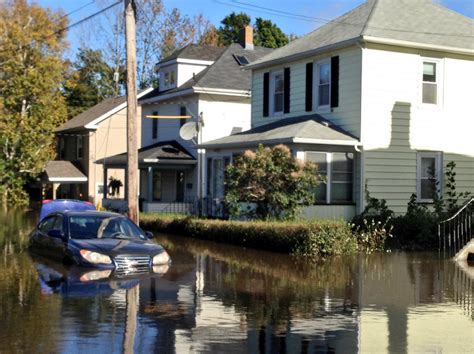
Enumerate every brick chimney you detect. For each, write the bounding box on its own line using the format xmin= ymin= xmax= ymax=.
xmin=239 ymin=25 xmax=254 ymax=50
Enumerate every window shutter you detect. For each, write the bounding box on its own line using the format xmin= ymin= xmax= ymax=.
xmin=331 ymin=56 xmax=339 ymax=108
xmin=305 ymin=62 xmax=313 ymax=112
xmin=263 ymin=72 xmax=269 ymax=117
xmin=180 ymin=106 xmax=186 ymax=127
xmin=152 ymin=111 xmax=158 ymax=139
xmin=284 ymin=67 xmax=290 ymax=114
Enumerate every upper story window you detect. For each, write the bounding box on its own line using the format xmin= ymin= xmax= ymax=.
xmin=315 ymin=60 xmax=331 ymax=108
xmin=422 ymin=61 xmax=438 ymax=105
xmin=161 ymin=68 xmax=177 ymax=90
xmin=152 ymin=111 xmax=158 ymax=139
xmin=76 ymin=136 xmax=83 ymax=160
xmin=58 ymin=137 xmax=65 ymax=159
xmin=271 ymin=70 xmax=284 ymax=115
xmin=417 ymin=152 xmax=442 ymax=202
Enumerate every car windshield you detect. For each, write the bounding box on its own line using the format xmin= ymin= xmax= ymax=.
xmin=68 ymin=215 xmax=146 ymax=240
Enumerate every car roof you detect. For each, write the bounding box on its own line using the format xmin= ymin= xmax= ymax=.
xmin=58 ymin=210 xmax=122 ymax=218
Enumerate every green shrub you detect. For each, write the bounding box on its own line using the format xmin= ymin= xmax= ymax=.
xmin=140 ymin=213 xmax=357 ymax=257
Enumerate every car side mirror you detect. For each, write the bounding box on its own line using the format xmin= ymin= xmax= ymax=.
xmin=47 ymin=229 xmax=65 ymax=239
xmin=145 ymin=231 xmax=154 ymax=239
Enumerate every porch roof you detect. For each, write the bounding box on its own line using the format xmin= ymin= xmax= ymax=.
xmin=96 ymin=141 xmax=196 ymax=168
xmin=199 ymin=114 xmax=360 ymax=149
xmin=44 ymin=161 xmax=88 ymax=183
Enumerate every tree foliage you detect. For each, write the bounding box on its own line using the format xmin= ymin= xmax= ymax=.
xmin=64 ymin=48 xmax=120 ymax=118
xmin=0 ymin=0 xmax=68 ymax=205
xmin=225 ymin=145 xmax=321 ymax=220
xmin=217 ymin=12 xmax=289 ymax=48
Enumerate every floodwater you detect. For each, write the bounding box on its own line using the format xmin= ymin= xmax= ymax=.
xmin=0 ymin=210 xmax=473 ymax=354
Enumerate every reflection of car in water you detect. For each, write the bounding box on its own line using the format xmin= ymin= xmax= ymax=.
xmin=29 ymin=210 xmax=171 ymax=274
xmin=31 ymin=254 xmax=169 ymax=297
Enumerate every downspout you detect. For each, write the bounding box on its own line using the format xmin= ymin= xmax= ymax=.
xmin=357 ymin=40 xmax=366 ymax=214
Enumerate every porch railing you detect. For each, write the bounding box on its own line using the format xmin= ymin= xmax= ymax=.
xmin=438 ymin=197 xmax=474 ymax=255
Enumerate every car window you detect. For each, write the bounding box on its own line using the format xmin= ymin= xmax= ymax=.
xmin=38 ymin=216 xmax=56 ymax=233
xmin=53 ymin=215 xmax=64 ymax=232
xmin=68 ymin=215 xmax=145 ymax=240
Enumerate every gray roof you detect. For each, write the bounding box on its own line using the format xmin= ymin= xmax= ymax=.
xmin=45 ymin=161 xmax=87 ymax=181
xmin=158 ymin=44 xmax=226 ymax=65
xmin=95 ymin=141 xmax=196 ymax=167
xmin=57 ymin=96 xmax=127 ymax=133
xmin=57 ymin=89 xmax=152 ymax=133
xmin=249 ymin=0 xmax=474 ymax=68
xmin=200 ymin=114 xmax=359 ymax=149
xmin=140 ymin=43 xmax=273 ymax=102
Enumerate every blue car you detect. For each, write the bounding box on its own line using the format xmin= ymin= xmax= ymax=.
xmin=39 ymin=199 xmax=96 ymax=221
xmin=29 ymin=210 xmax=171 ymax=273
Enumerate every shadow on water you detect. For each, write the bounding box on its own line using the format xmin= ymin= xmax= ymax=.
xmin=0 ymin=210 xmax=472 ymax=353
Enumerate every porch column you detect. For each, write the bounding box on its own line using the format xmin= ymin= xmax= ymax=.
xmin=52 ymin=183 xmax=59 ymax=200
xmin=103 ymin=166 xmax=108 ymax=200
xmin=147 ymin=167 xmax=153 ymax=202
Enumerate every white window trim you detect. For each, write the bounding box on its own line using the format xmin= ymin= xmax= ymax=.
xmin=269 ymin=70 xmax=284 ymax=117
xmin=421 ymin=57 xmax=443 ymax=108
xmin=313 ymin=59 xmax=331 ymax=111
xmin=416 ymin=152 xmax=443 ymax=203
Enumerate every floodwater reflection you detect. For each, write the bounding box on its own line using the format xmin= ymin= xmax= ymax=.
xmin=0 ymin=210 xmax=472 ymax=353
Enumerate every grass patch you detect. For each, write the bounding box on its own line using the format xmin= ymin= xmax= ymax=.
xmin=140 ymin=213 xmax=357 ymax=257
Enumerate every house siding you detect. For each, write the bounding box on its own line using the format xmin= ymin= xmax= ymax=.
xmin=361 ymin=45 xmax=474 ymax=213
xmin=251 ymin=46 xmax=362 ymax=138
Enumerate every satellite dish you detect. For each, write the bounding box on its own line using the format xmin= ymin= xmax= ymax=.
xmin=179 ymin=122 xmax=197 ymax=141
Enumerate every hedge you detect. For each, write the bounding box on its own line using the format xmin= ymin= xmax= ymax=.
xmin=140 ymin=214 xmax=357 ymax=257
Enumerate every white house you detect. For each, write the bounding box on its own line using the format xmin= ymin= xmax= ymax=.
xmin=202 ymin=0 xmax=474 ymax=219
xmin=101 ymin=27 xmax=273 ymax=213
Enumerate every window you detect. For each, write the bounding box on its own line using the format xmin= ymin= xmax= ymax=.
xmin=272 ymin=71 xmax=284 ymax=114
xmin=58 ymin=137 xmax=65 ymax=159
xmin=305 ymin=151 xmax=354 ymax=204
xmin=331 ymin=153 xmax=353 ymax=203
xmin=170 ymin=70 xmax=176 ymax=85
xmin=315 ymin=60 xmax=331 ymax=108
xmin=164 ymin=72 xmax=170 ymax=86
xmin=422 ymin=61 xmax=438 ymax=104
xmin=76 ymin=136 xmax=83 ymax=160
xmin=38 ymin=216 xmax=56 ymax=233
xmin=152 ymin=111 xmax=158 ymax=139
xmin=417 ymin=152 xmax=442 ymax=202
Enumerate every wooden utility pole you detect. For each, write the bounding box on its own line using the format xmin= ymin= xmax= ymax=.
xmin=124 ymin=0 xmax=138 ymax=223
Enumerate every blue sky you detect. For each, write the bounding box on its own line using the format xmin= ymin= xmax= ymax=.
xmin=37 ymin=0 xmax=474 ymax=56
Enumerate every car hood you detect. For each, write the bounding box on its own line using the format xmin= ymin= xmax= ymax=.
xmin=70 ymin=238 xmax=165 ymax=257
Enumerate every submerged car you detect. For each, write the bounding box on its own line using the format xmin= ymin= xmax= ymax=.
xmin=29 ymin=210 xmax=170 ymax=273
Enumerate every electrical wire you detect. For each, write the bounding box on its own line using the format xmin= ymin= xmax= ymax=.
xmin=59 ymin=0 xmax=97 ymax=20
xmin=214 ymin=0 xmax=474 ymax=39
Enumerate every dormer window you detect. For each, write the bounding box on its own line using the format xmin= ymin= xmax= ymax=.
xmin=161 ymin=68 xmax=177 ymax=90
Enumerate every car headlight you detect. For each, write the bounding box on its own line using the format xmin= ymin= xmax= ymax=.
xmin=80 ymin=250 xmax=112 ymax=264
xmin=153 ymin=251 xmax=170 ymax=265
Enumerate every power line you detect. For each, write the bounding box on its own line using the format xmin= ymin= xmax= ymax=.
xmin=54 ymin=0 xmax=122 ymax=36
xmin=215 ymin=0 xmax=474 ymax=39
xmin=59 ymin=1 xmax=97 ymax=20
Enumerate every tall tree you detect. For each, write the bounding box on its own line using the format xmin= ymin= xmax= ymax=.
xmin=217 ymin=12 xmax=289 ymax=48
xmin=254 ymin=18 xmax=289 ymax=48
xmin=0 ymin=0 xmax=68 ymax=205
xmin=217 ymin=12 xmax=251 ymax=46
xmin=64 ymin=48 xmax=120 ymax=118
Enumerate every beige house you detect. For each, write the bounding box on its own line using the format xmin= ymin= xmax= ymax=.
xmin=46 ymin=89 xmax=152 ymax=204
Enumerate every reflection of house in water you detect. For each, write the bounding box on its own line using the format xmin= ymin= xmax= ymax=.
xmin=358 ymin=253 xmax=473 ymax=353
xmin=137 ymin=238 xmax=473 ymax=353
